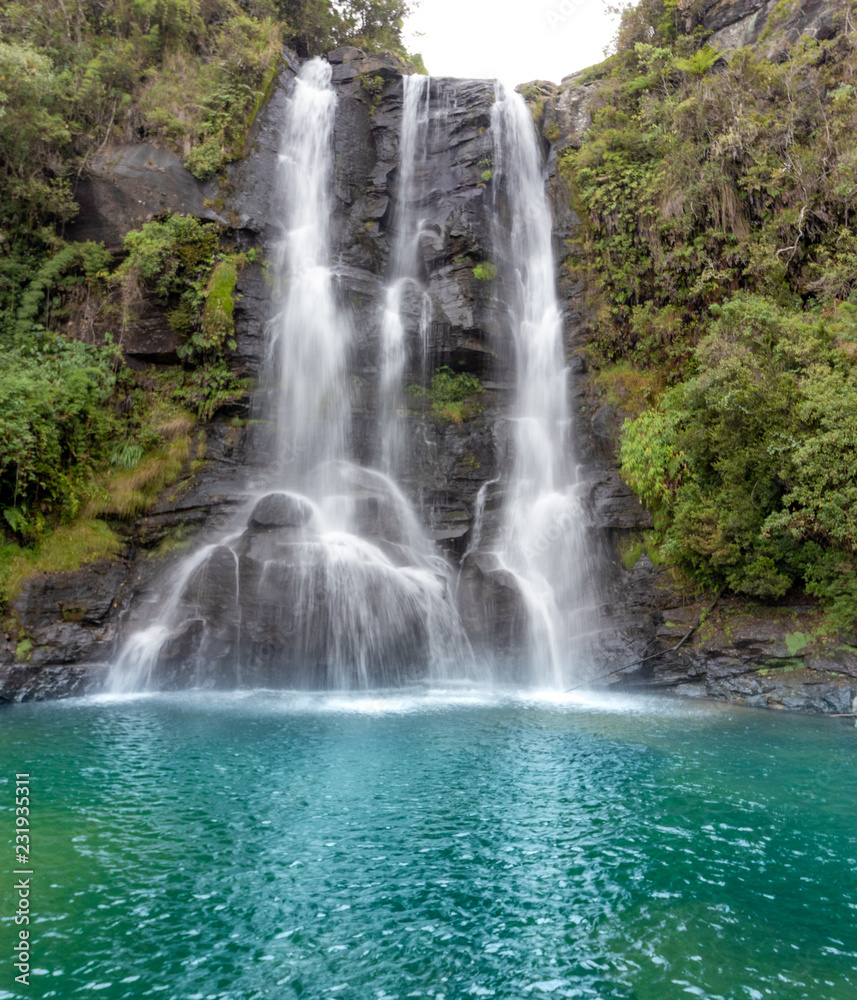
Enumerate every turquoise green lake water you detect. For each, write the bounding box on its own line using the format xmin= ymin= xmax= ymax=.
xmin=1 ymin=688 xmax=855 ymax=1000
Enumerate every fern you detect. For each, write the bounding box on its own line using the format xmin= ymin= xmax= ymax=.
xmin=673 ymin=46 xmax=721 ymax=76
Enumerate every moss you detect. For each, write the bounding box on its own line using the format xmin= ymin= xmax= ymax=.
xmin=544 ymin=120 xmax=561 ymax=144
xmin=472 ymin=261 xmax=498 ymax=281
xmin=236 ymin=54 xmax=284 ymax=157
xmin=407 ymin=367 xmax=485 ymax=425
xmin=0 ymin=520 xmax=122 ymax=608
xmin=756 ymin=658 xmax=805 ymax=676
xmin=359 ymin=73 xmax=386 ymax=114
xmin=594 ymin=362 xmax=663 ymax=417
xmin=618 ymin=530 xmax=669 ymax=570
xmin=785 ymin=631 xmax=812 ymax=655
xmin=202 ymin=254 xmax=239 ymax=350
xmin=150 ymin=523 xmax=194 ymax=559
xmin=619 ymin=537 xmax=644 ymax=570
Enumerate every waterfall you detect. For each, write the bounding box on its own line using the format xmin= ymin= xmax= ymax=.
xmin=378 ymin=74 xmax=432 ymax=476
xmin=107 ymin=60 xmax=474 ymax=693
xmin=489 ymin=85 xmax=600 ymax=687
xmin=269 ymin=58 xmax=351 ymax=484
xmin=106 ymin=59 xmax=602 ymax=695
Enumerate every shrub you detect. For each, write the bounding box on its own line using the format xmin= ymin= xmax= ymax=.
xmin=620 ymin=294 xmax=857 ymax=612
xmin=0 ymin=340 xmax=121 ymax=535
xmin=409 ymin=367 xmax=484 ymax=424
xmin=473 ymin=261 xmax=498 ymax=281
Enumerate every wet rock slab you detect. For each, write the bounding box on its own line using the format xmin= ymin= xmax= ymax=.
xmin=0 ymin=663 xmax=108 ymax=703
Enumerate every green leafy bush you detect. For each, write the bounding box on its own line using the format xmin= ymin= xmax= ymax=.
xmin=673 ymin=45 xmax=721 ymax=76
xmin=13 ymin=242 xmax=113 ymax=341
xmin=409 ymin=367 xmax=484 ymax=424
xmin=620 ymin=295 xmax=857 ymax=611
xmin=0 ymin=41 xmax=76 ymax=227
xmin=115 ymin=214 xmax=247 ymax=359
xmin=473 ymin=261 xmax=498 ymax=281
xmin=561 ymin=2 xmax=857 ymax=366
xmin=566 ymin=0 xmax=857 ymax=624
xmin=0 ymin=340 xmax=122 ymax=535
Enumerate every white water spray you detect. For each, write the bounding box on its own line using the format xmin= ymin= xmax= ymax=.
xmin=269 ymin=58 xmax=350 ymax=483
xmin=490 ymin=84 xmax=599 ymax=687
xmin=108 ymin=61 xmax=475 ymax=692
xmin=378 ymin=75 xmax=432 ymax=475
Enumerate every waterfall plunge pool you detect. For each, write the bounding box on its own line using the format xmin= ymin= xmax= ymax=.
xmin=1 ymin=689 xmax=854 ymax=1000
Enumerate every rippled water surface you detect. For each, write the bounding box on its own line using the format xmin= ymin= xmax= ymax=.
xmin=1 ymin=689 xmax=855 ymax=1000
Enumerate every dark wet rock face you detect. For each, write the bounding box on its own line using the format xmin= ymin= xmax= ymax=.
xmin=68 ymin=144 xmax=226 ymax=251
xmin=9 ymin=561 xmax=129 ymax=668
xmin=247 ymin=493 xmax=315 ymax=530
xmin=0 ymin=663 xmax=109 ymax=704
xmin=140 ymin=490 xmax=455 ymax=691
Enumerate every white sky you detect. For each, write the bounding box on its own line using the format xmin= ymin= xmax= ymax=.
xmin=402 ymin=0 xmax=620 ymax=87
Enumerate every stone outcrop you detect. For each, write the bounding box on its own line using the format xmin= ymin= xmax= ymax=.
xmin=68 ymin=144 xmax=226 ymax=252
xmin=697 ymin=0 xmax=840 ymax=53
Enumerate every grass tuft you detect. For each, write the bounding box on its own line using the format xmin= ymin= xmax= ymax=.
xmin=0 ymin=520 xmax=122 ymax=607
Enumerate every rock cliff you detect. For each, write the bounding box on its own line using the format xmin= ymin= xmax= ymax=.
xmin=3 ymin=30 xmax=856 ymax=715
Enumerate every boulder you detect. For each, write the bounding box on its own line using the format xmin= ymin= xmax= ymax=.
xmin=247 ymin=492 xmax=315 ymax=530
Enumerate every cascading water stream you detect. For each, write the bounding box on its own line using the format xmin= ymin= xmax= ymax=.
xmin=489 ymin=84 xmax=600 ymax=687
xmin=269 ymin=58 xmax=350 ymax=486
xmin=108 ymin=60 xmax=474 ymax=693
xmin=378 ymin=74 xmax=432 ymax=476
xmin=106 ymin=63 xmax=601 ymax=695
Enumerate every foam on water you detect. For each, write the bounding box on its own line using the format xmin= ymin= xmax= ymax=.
xmin=86 ymin=683 xmax=721 ymax=721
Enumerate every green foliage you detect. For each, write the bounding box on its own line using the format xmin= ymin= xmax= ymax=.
xmin=118 ymin=215 xmax=218 ymax=297
xmin=802 ymin=552 xmax=857 ymax=632
xmin=763 ymin=367 xmax=857 ymax=550
xmin=359 ymin=73 xmax=387 ymax=113
xmin=620 ymin=294 xmax=857 ymax=608
xmin=619 ymin=405 xmax=685 ymax=515
xmin=0 ymin=40 xmax=77 ymax=228
xmin=0 ymin=214 xmax=249 ymax=549
xmin=168 ymin=360 xmax=249 ymax=421
xmin=14 ymin=242 xmax=113 ymax=341
xmin=0 ymin=339 xmax=122 ymax=536
xmin=569 ymin=0 xmax=857 ymax=623
xmin=673 ymin=45 xmax=721 ymax=75
xmin=115 ymin=214 xmax=246 ymax=360
xmin=337 ymin=0 xmax=416 ymax=56
xmin=562 ymin=5 xmax=857 ymax=364
xmin=472 ymin=261 xmax=498 ymax=281
xmin=409 ymin=367 xmax=484 ymax=424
